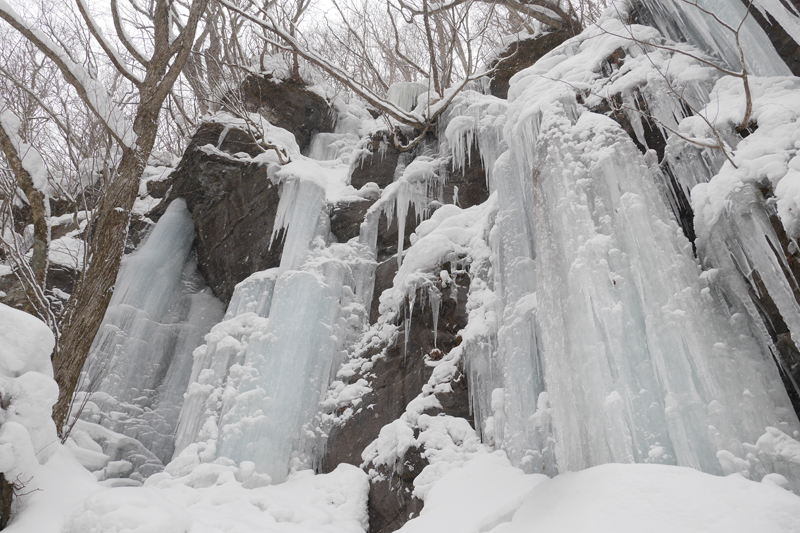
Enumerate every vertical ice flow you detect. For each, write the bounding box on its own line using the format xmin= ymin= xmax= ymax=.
xmin=82 ymin=199 xmax=224 ymax=465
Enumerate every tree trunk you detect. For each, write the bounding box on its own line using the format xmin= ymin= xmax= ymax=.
xmin=0 ymin=124 xmax=49 ymax=316
xmin=51 ymin=114 xmax=159 ymax=435
xmin=0 ymin=474 xmax=12 ymax=530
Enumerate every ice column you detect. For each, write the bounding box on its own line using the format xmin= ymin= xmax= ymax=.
xmin=513 ymin=105 xmax=799 ymax=483
xmin=172 ymin=269 xmax=278 ymax=457
xmin=488 ymin=151 xmax=556 ymax=474
xmin=216 ymin=266 xmax=344 ymax=483
xmin=83 ymin=199 xmax=224 ymax=464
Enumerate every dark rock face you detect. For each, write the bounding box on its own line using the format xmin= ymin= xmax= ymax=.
xmin=368 ymin=444 xmax=427 ymax=533
xmin=443 ymin=142 xmax=490 ymax=210
xmin=489 ymin=31 xmax=572 ymax=99
xmin=350 ymin=132 xmax=403 ymax=190
xmin=749 ymin=0 xmax=800 ymax=77
xmin=165 ymin=122 xmax=284 ymax=303
xmin=330 ymin=198 xmax=374 ymax=244
xmin=370 ymin=257 xmax=399 ymax=324
xmin=323 ymin=266 xmax=472 ymax=533
xmin=237 ymin=75 xmax=335 ymax=152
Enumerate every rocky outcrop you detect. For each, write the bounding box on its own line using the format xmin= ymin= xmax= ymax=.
xmin=489 ymin=31 xmax=572 ymax=99
xmin=322 ymin=265 xmax=472 ymax=533
xmin=163 ymin=122 xmax=284 ymax=303
xmin=153 ymin=77 xmax=336 ymax=303
xmin=237 ymin=75 xmax=335 ymax=152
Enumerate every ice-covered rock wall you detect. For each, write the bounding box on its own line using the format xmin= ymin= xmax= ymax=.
xmin=170 ymin=116 xmax=377 ymax=485
xmin=77 ymin=200 xmax=225 ymax=472
xmin=435 ymin=2 xmax=800 ymax=490
xmin=65 ymin=1 xmax=800 ymax=516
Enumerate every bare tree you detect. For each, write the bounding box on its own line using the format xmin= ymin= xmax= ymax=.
xmin=0 ymin=0 xmax=209 ymax=436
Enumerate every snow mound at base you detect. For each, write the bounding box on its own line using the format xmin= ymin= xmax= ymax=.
xmin=64 ymin=487 xmax=191 ymax=533
xmin=0 ymin=302 xmax=55 ymax=377
xmin=501 ymin=463 xmax=800 ymax=533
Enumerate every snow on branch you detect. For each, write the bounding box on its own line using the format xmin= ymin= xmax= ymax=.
xmin=0 ymin=0 xmax=135 ymax=148
xmin=76 ymin=0 xmax=143 ymax=86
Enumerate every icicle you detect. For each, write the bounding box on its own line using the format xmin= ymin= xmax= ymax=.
xmin=639 ymin=0 xmax=792 ymax=77
xmin=430 ymin=284 xmax=441 ymax=349
xmin=387 ymin=82 xmax=429 ymax=112
xmin=271 ymin=178 xmax=326 ymax=272
xmin=404 ymin=291 xmax=416 ymax=363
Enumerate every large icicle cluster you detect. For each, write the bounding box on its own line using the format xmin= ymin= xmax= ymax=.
xmin=446 ymin=6 xmax=800 ymax=488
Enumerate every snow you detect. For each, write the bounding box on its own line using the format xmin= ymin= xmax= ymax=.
xmin=690 ymin=76 xmax=800 ymax=232
xmin=498 ymin=463 xmax=800 ymax=533
xmin=396 ymin=452 xmax=546 ymax=533
xmin=7 ymin=443 xmax=368 ymax=533
xmin=0 ymin=302 xmax=55 ymax=377
xmin=0 ymin=110 xmax=49 ymax=191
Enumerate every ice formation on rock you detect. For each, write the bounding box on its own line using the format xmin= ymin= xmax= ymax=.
xmin=444 ymin=5 xmax=800 ymax=489
xmin=78 ymin=199 xmax=224 ymax=469
xmin=172 ymin=118 xmax=377 ymax=483
xmin=67 ymin=0 xmax=800 ymax=503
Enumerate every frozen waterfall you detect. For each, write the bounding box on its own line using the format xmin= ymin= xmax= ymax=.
xmin=78 ymin=199 xmax=225 ymax=468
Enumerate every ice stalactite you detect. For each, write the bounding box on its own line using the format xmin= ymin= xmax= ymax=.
xmin=80 ymin=199 xmax=225 ymax=466
xmin=387 ymin=81 xmax=430 ymax=112
xmin=271 ymin=176 xmax=326 ymax=272
xmin=636 ymin=0 xmax=792 ymax=77
xmin=442 ymin=90 xmax=508 ymax=190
